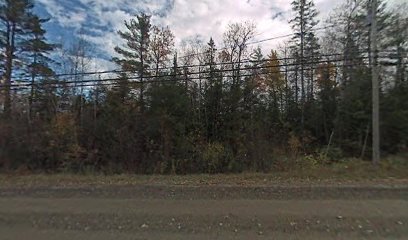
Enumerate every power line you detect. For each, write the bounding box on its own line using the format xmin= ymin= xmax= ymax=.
xmin=9 ymin=57 xmax=382 ymax=89
xmin=13 ymin=48 xmax=390 ymax=81
xmin=12 ymin=60 xmax=405 ymax=93
xmin=177 ymin=24 xmax=338 ymax=60
xmin=6 ymin=52 xmax=402 ymax=90
xmin=10 ymin=62 xmax=374 ymax=92
xmin=8 ymin=57 xmax=372 ymax=88
xmin=246 ymin=24 xmax=337 ymax=45
xmin=14 ymin=56 xmax=403 ymax=91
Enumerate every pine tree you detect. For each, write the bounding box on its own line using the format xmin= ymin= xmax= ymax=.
xmin=289 ymin=0 xmax=320 ymax=91
xmin=289 ymin=0 xmax=320 ymax=129
xmin=112 ymin=13 xmax=152 ymax=170
xmin=356 ymin=0 xmax=390 ymax=66
xmin=265 ymin=50 xmax=285 ymax=111
xmin=381 ymin=4 xmax=408 ymax=153
xmin=203 ymin=37 xmax=222 ymax=142
xmin=244 ymin=47 xmax=265 ymax=147
xmin=146 ymin=52 xmax=191 ymax=174
xmin=113 ymin=13 xmax=151 ymax=111
xmin=21 ymin=15 xmax=56 ymax=120
xmin=326 ymin=0 xmax=364 ymax=86
xmin=315 ymin=63 xmax=338 ymax=143
xmin=0 ymin=0 xmax=34 ymax=117
xmin=385 ymin=7 xmax=408 ymax=85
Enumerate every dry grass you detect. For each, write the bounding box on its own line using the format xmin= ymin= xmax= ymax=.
xmin=0 ymin=157 xmax=407 ymax=188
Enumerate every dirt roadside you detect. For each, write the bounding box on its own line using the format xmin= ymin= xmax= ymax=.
xmin=0 ymin=182 xmax=407 ymax=240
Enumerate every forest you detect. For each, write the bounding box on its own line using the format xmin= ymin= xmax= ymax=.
xmin=0 ymin=0 xmax=407 ymax=174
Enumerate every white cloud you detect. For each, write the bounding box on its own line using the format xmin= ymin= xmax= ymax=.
xmin=38 ymin=0 xmax=405 ymax=70
xmin=39 ymin=0 xmax=294 ymax=59
xmin=37 ymin=0 xmax=87 ymax=28
xmin=157 ymin=0 xmax=294 ymax=54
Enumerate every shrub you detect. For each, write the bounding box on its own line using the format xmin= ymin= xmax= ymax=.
xmin=202 ymin=142 xmax=230 ymax=174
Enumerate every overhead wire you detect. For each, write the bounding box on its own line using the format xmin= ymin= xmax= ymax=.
xmin=177 ymin=24 xmax=338 ymax=60
xmin=9 ymin=24 xmax=353 ymax=81
xmin=11 ymin=48 xmax=395 ymax=82
xmin=9 ymin=56 xmax=398 ymax=92
xmin=9 ymin=62 xmax=385 ymax=92
xmin=7 ymin=56 xmax=373 ymax=89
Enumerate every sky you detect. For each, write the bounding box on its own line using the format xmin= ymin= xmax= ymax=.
xmin=34 ymin=0 xmax=404 ymax=72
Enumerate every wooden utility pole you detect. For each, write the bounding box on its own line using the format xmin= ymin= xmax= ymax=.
xmin=300 ymin=0 xmax=305 ymax=131
xmin=371 ymin=0 xmax=380 ymax=165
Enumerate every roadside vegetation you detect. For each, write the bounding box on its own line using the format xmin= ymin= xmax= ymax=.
xmin=1 ymin=154 xmax=406 ymax=188
xmin=1 ymin=0 xmax=407 ymax=175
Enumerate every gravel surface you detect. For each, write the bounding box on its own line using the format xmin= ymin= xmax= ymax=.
xmin=0 ymin=184 xmax=407 ymax=239
xmin=1 ymin=184 xmax=408 ymax=200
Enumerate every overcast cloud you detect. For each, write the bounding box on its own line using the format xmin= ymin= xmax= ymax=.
xmin=35 ymin=0 xmax=404 ymax=71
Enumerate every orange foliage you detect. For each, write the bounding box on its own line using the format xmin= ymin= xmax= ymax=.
xmin=316 ymin=63 xmax=337 ymax=88
xmin=264 ymin=50 xmax=285 ymax=92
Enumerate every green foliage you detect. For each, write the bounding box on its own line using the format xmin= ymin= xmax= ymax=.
xmin=0 ymin=0 xmax=36 ymax=117
xmin=1 ymin=2 xmax=407 ymax=175
xmin=322 ymin=147 xmax=344 ymax=162
xmin=202 ymin=143 xmax=227 ymax=174
xmin=381 ymin=84 xmax=408 ymax=153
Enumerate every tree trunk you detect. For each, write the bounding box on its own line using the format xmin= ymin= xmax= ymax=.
xmin=29 ymin=54 xmax=38 ymax=123
xmin=3 ymin=23 xmax=15 ymax=118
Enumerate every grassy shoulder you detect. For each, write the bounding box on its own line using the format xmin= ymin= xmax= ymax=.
xmin=0 ymin=156 xmax=407 ymax=188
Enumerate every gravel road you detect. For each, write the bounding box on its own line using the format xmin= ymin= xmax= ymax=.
xmin=0 ymin=184 xmax=407 ymax=239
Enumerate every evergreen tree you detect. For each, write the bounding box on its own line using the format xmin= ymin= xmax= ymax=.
xmin=0 ymin=0 xmax=34 ymax=117
xmin=203 ymin=38 xmax=223 ymax=143
xmin=315 ymin=63 xmax=338 ymax=144
xmin=384 ymin=7 xmax=408 ymax=85
xmin=21 ymin=15 xmax=56 ymax=120
xmin=381 ymin=4 xmax=408 ymax=153
xmin=265 ymin=50 xmax=285 ymax=112
xmin=355 ymin=0 xmax=390 ymax=66
xmin=326 ymin=0 xmax=363 ymax=86
xmin=146 ymin=52 xmax=191 ymax=173
xmin=113 ymin=13 xmax=152 ymax=110
xmin=289 ymin=0 xmax=320 ymax=129
xmin=324 ymin=1 xmax=372 ymax=157
xmin=112 ymin=13 xmax=152 ymax=170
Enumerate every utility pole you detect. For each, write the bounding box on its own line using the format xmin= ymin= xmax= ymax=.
xmin=300 ymin=0 xmax=305 ymax=131
xmin=371 ymin=0 xmax=380 ymax=165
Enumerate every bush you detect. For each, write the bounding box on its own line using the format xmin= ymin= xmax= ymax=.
xmin=46 ymin=113 xmax=85 ymax=172
xmin=380 ymin=154 xmax=408 ymax=170
xmin=202 ymin=142 xmax=232 ymax=174
xmin=203 ymin=142 xmax=224 ymax=173
xmin=326 ymin=147 xmax=344 ymax=162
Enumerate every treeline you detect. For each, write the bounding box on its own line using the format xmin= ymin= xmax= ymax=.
xmin=0 ymin=0 xmax=407 ymax=174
